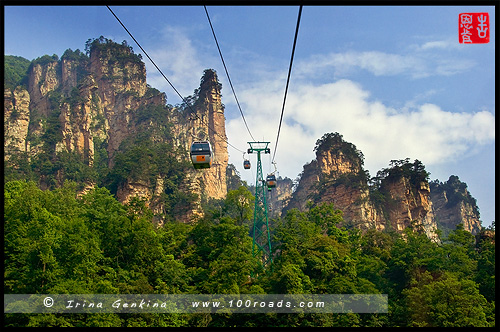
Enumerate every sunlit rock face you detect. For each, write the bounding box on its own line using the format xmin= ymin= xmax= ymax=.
xmin=4 ymin=42 xmax=229 ymax=224
xmin=283 ymin=133 xmax=481 ymax=240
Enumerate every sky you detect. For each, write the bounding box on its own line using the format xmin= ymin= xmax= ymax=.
xmin=4 ymin=5 xmax=495 ymax=228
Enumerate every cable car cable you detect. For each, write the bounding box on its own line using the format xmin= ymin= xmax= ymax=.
xmin=204 ymin=6 xmax=256 ymax=142
xmin=272 ymin=5 xmax=302 ymax=164
xmin=106 ymin=6 xmax=246 ymax=154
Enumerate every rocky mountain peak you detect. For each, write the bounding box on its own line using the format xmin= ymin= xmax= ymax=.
xmin=283 ymin=133 xmax=482 ymax=240
xmin=4 ymin=38 xmax=229 ymax=224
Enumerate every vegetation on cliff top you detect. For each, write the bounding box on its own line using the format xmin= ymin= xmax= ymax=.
xmin=4 ymin=55 xmax=31 ymax=90
xmin=430 ymin=175 xmax=480 ymax=216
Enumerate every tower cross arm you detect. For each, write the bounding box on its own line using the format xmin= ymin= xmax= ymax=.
xmin=247 ymin=141 xmax=271 ymax=154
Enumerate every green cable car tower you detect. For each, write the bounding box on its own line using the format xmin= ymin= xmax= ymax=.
xmin=247 ymin=142 xmax=273 ymax=271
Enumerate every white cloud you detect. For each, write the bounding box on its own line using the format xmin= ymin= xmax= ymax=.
xmin=434 ymin=57 xmax=476 ymax=76
xmin=227 ymin=77 xmax=495 ymax=185
xmin=295 ymin=46 xmax=475 ymax=80
xmin=145 ymin=25 xmax=213 ymax=104
xmin=416 ymin=39 xmax=462 ymax=51
xmin=297 ymin=51 xmax=422 ymax=78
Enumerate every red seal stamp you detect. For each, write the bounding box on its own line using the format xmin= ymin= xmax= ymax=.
xmin=459 ymin=13 xmax=490 ymax=44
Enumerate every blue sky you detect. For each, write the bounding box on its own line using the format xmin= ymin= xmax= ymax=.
xmin=4 ymin=5 xmax=495 ymax=228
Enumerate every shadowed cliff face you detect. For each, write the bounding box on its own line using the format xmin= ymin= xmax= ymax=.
xmin=4 ymin=40 xmax=229 ymax=224
xmin=283 ymin=133 xmax=482 ymax=240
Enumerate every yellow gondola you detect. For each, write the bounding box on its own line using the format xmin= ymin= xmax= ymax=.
xmin=190 ymin=141 xmax=212 ymax=169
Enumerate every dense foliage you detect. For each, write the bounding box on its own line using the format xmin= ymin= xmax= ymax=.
xmin=4 ymin=180 xmax=495 ymax=327
xmin=85 ymin=36 xmax=142 ymax=63
xmin=4 ymin=55 xmax=31 ymax=90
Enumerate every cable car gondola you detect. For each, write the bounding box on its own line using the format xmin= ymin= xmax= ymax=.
xmin=244 ymin=159 xmax=251 ymax=169
xmin=190 ymin=141 xmax=212 ymax=169
xmin=266 ymin=174 xmax=276 ymax=189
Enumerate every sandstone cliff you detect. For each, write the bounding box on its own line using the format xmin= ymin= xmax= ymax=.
xmin=283 ymin=132 xmax=482 ymax=239
xmin=377 ymin=169 xmax=438 ymax=241
xmin=4 ymin=38 xmax=229 ymax=223
xmin=4 ymin=87 xmax=31 ymax=158
xmin=169 ymin=69 xmax=228 ymax=201
xmin=267 ymin=176 xmax=294 ymax=218
xmin=430 ymin=175 xmax=482 ymax=238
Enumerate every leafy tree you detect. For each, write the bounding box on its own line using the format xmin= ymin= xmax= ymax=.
xmin=307 ymin=202 xmax=344 ymax=237
xmin=53 ymin=150 xmax=99 ymax=186
xmin=375 ymin=159 xmax=431 ymax=199
xmin=475 ymin=229 xmax=495 ymax=303
xmin=4 ymin=181 xmax=65 ymax=293
xmin=270 ymin=203 xmax=365 ymax=297
xmin=224 ymin=185 xmax=254 ymax=226
xmin=387 ymin=227 xmax=445 ymax=289
xmin=85 ymin=36 xmax=142 ymax=65
xmin=403 ymin=271 xmax=489 ymax=327
xmin=184 ymin=217 xmax=260 ymax=294
xmin=441 ymin=223 xmax=477 ymax=279
xmin=357 ymin=229 xmax=396 ymax=293
xmin=269 ymin=263 xmax=313 ymax=294
xmin=61 ymin=48 xmax=88 ymax=62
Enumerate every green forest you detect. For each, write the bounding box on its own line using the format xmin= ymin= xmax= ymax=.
xmin=4 ymin=179 xmax=495 ymax=327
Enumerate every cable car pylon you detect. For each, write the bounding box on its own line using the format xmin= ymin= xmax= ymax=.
xmin=247 ymin=142 xmax=273 ymax=274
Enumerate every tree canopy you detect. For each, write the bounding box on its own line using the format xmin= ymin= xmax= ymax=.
xmin=4 ymin=55 xmax=31 ymax=90
xmin=4 ymin=180 xmax=495 ymax=327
